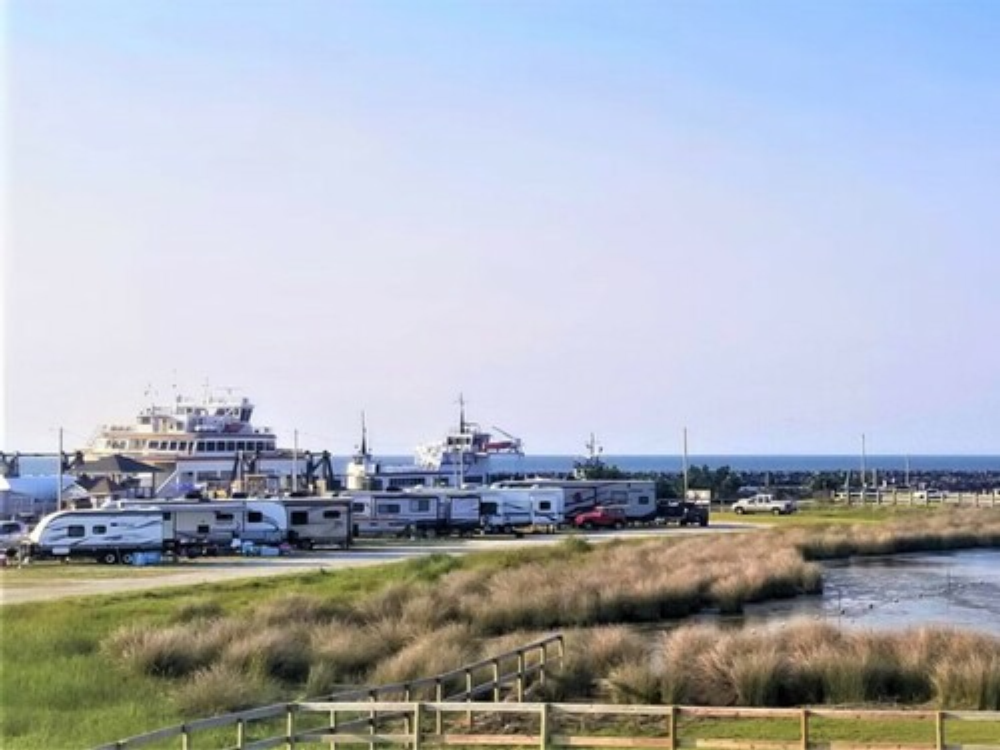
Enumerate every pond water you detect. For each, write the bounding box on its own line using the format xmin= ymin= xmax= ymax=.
xmin=736 ymin=548 xmax=1000 ymax=636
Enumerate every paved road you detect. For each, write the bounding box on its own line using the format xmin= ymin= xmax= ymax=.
xmin=0 ymin=525 xmax=750 ymax=605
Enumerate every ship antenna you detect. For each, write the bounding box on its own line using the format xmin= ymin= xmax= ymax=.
xmin=360 ymin=411 xmax=369 ymax=456
xmin=458 ymin=393 xmax=466 ymax=433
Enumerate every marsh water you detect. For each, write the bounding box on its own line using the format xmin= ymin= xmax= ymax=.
xmin=733 ymin=548 xmax=1000 ymax=636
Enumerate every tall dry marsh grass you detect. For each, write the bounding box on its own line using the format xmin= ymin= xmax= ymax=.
xmin=585 ymin=620 xmax=1000 ymax=709
xmin=102 ymin=511 xmax=1000 ymax=716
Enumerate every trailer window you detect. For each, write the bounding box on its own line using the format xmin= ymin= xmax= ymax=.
xmin=247 ymin=511 xmax=263 ymax=523
xmin=290 ymin=511 xmax=309 ymax=525
xmin=322 ymin=510 xmax=341 ymax=519
xmin=481 ymin=501 xmax=498 ymax=514
xmin=197 ymin=524 xmax=210 ymax=534
xmin=92 ymin=525 xmax=107 ymax=535
xmin=162 ymin=512 xmax=172 ymax=520
xmin=216 ymin=513 xmax=235 ymax=522
xmin=413 ymin=499 xmax=431 ymax=512
xmin=377 ymin=503 xmax=401 ymax=515
xmin=538 ymin=501 xmax=551 ymax=511
xmin=351 ymin=503 xmax=365 ymax=513
xmin=638 ymin=496 xmax=651 ymax=506
xmin=68 ymin=525 xmax=85 ymax=537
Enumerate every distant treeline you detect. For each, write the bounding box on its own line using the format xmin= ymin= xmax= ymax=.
xmin=492 ymin=464 xmax=1000 ymax=500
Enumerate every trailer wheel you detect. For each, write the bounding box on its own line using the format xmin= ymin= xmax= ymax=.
xmin=99 ymin=551 xmax=119 ymax=565
xmin=120 ymin=552 xmax=135 ymax=565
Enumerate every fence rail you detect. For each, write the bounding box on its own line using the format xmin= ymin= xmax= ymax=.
xmin=95 ymin=634 xmax=565 ymax=750
xmin=95 ymin=633 xmax=1000 ymax=750
xmin=108 ymin=701 xmax=1000 ymax=750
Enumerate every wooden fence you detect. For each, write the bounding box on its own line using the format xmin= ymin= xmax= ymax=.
xmin=98 ymin=700 xmax=1000 ymax=750
xmin=830 ymin=491 xmax=1000 ymax=507
xmin=95 ymin=634 xmax=565 ymax=750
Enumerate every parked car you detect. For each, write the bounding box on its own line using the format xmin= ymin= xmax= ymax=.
xmin=731 ymin=494 xmax=797 ymax=516
xmin=573 ymin=505 xmax=627 ymax=530
xmin=655 ymin=501 xmax=710 ymax=527
xmin=0 ymin=520 xmax=29 ymax=554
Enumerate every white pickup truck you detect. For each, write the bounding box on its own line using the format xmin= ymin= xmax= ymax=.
xmin=731 ymin=494 xmax=797 ymax=516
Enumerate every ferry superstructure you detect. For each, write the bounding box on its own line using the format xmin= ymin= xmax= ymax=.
xmin=346 ymin=398 xmax=523 ymax=491
xmin=87 ymin=392 xmax=278 ymax=460
xmin=84 ymin=391 xmax=311 ymax=497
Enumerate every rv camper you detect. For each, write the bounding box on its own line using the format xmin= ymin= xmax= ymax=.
xmin=494 ymin=479 xmax=655 ymax=523
xmin=22 ymin=508 xmax=167 ymax=564
xmin=280 ymin=497 xmax=352 ymax=549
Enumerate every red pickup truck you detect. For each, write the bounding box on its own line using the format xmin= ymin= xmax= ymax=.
xmin=573 ymin=505 xmax=627 ymax=530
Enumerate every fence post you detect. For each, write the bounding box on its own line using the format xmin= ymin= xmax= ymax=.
xmin=667 ymin=706 xmax=677 ymax=750
xmin=329 ymin=704 xmax=338 ymax=750
xmin=517 ymin=650 xmax=526 ymax=702
xmin=181 ymin=724 xmax=190 ymax=750
xmin=800 ymin=708 xmax=809 ymax=750
xmin=369 ymin=689 xmax=377 ymax=750
xmin=465 ymin=668 xmax=473 ymax=729
xmin=492 ymin=659 xmax=501 ymax=702
xmin=936 ymin=711 xmax=945 ymax=750
xmin=413 ymin=702 xmax=423 ymax=750
xmin=539 ymin=643 xmax=548 ymax=688
xmin=286 ymin=703 xmax=296 ymax=750
xmin=236 ymin=717 xmax=246 ymax=750
xmin=435 ymin=678 xmax=443 ymax=735
xmin=539 ymin=702 xmax=549 ymax=750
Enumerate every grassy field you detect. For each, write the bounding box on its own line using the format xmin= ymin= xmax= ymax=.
xmin=3 ymin=506 xmax=1000 ymax=749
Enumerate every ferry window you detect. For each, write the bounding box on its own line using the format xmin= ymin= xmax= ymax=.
xmin=226 ymin=441 xmax=236 ymax=452
xmin=216 ymin=513 xmax=235 ymax=522
xmin=248 ymin=511 xmax=263 ymax=523
xmin=236 ymin=442 xmax=246 ymax=452
xmin=148 ymin=441 xmax=159 ymax=450
xmin=93 ymin=525 xmax=107 ymax=535
xmin=322 ymin=510 xmax=341 ymax=519
xmin=290 ymin=511 xmax=309 ymax=525
xmin=179 ymin=442 xmax=189 ymax=453
xmin=377 ymin=503 xmax=401 ymax=515
xmin=195 ymin=442 xmax=205 ymax=453
xmin=351 ymin=503 xmax=365 ymax=513
xmin=168 ymin=441 xmax=178 ymax=451
xmin=638 ymin=496 xmax=650 ymax=506
xmin=197 ymin=524 xmax=210 ymax=534
xmin=68 ymin=525 xmax=85 ymax=537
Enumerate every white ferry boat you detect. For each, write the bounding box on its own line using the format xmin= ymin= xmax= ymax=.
xmin=345 ymin=398 xmax=524 ymax=491
xmin=84 ymin=391 xmax=312 ymax=497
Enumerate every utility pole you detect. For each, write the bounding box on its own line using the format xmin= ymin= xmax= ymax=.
xmin=682 ymin=427 xmax=689 ymax=500
xmin=291 ymin=429 xmax=299 ymax=494
xmin=57 ymin=427 xmax=64 ymax=512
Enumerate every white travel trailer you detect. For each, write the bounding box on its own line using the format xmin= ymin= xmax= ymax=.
xmin=280 ymin=497 xmax=352 ymax=549
xmin=479 ymin=487 xmax=564 ymax=533
xmin=347 ymin=491 xmax=449 ymax=538
xmin=113 ymin=499 xmax=287 ymax=549
xmin=22 ymin=508 xmax=166 ymax=564
xmin=346 ymin=489 xmax=480 ymax=538
xmin=494 ymin=479 xmax=655 ymax=523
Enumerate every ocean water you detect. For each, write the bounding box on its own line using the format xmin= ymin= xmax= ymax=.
xmin=9 ymin=453 xmax=1000 ymax=477
xmin=356 ymin=454 xmax=1000 ymax=475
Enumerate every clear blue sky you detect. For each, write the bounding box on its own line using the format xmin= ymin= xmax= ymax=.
xmin=3 ymin=0 xmax=999 ymax=455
